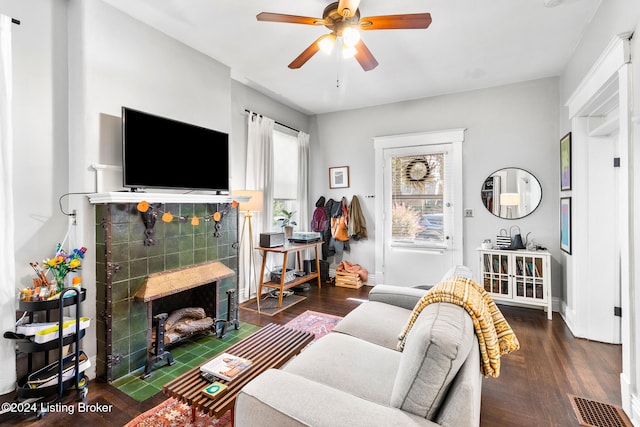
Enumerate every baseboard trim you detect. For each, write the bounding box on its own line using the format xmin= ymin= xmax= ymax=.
xmin=629 ymin=388 xmax=640 ymax=427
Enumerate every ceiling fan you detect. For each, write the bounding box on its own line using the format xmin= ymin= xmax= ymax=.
xmin=256 ymin=0 xmax=432 ymax=71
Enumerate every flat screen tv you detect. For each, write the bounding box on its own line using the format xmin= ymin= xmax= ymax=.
xmin=122 ymin=107 xmax=229 ymax=192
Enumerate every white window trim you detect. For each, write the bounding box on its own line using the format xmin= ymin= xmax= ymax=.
xmin=373 ymin=129 xmax=466 ymax=285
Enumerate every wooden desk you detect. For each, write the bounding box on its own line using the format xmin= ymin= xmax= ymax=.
xmin=163 ymin=323 xmax=314 ymax=423
xmin=257 ymin=241 xmax=322 ymax=310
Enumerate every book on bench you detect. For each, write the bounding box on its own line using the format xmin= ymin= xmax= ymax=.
xmin=200 ymin=352 xmax=252 ymax=381
xmin=202 ymin=381 xmax=228 ymax=399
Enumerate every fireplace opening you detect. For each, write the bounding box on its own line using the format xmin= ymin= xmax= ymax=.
xmin=135 ymin=261 xmax=240 ymax=379
xmin=151 ymin=285 xmax=217 ymax=341
xmin=141 ymin=284 xmax=217 ymax=379
xmin=141 ymin=285 xmax=240 ymax=379
xmin=131 ymin=262 xmax=239 ymax=379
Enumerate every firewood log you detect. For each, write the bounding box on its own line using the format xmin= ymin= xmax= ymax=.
xmin=164 ymin=307 xmax=206 ymax=330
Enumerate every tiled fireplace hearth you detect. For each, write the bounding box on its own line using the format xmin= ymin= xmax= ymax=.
xmin=93 ymin=197 xmax=239 ymax=382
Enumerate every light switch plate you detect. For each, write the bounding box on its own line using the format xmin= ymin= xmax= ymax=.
xmin=464 ymin=209 xmax=474 ymax=217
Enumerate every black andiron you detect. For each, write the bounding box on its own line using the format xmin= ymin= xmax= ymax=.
xmin=141 ymin=313 xmax=175 ymax=379
xmin=214 ymin=289 xmax=240 ymax=338
xmin=141 ymin=289 xmax=240 ymax=379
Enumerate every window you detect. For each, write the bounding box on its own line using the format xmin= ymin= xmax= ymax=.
xmin=272 ymin=128 xmax=299 ymax=230
xmin=391 ymin=152 xmax=446 ymax=246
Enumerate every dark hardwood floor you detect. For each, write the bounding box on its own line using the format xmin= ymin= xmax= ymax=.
xmin=0 ymin=283 xmax=622 ymax=426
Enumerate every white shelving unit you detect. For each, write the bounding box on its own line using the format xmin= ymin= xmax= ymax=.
xmin=477 ymin=248 xmax=552 ymax=319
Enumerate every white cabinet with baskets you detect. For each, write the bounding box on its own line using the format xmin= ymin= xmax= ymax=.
xmin=477 ymin=248 xmax=552 ymax=319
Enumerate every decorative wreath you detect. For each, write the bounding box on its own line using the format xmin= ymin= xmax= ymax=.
xmin=404 ymin=158 xmax=431 ymax=182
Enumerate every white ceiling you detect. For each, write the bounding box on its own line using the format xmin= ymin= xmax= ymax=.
xmin=102 ymin=0 xmax=601 ymax=115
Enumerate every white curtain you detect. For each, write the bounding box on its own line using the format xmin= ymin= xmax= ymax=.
xmin=297 ymin=131 xmax=310 ymax=230
xmin=0 ymin=14 xmax=16 ymax=393
xmin=242 ymin=112 xmax=274 ymax=298
xmin=246 ymin=112 xmax=275 ymax=230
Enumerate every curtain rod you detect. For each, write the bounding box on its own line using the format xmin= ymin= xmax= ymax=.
xmin=244 ymin=109 xmax=300 ymax=133
xmin=11 ymin=18 xmax=20 ymax=25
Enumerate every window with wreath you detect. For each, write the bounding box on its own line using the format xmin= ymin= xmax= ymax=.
xmin=391 ymin=152 xmax=446 ymax=246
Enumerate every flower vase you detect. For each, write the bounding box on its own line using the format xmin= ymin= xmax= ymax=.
xmin=55 ymin=276 xmax=66 ymax=292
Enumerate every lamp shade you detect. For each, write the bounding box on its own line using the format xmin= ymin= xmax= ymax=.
xmin=232 ymin=190 xmax=263 ymax=213
xmin=500 ymin=192 xmax=521 ymax=206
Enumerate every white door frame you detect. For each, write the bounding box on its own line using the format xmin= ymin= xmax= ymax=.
xmin=565 ymin=32 xmax=634 ymax=419
xmin=373 ymin=129 xmax=465 ymax=286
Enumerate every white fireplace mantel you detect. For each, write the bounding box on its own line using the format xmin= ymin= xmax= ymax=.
xmin=87 ymin=192 xmax=250 ymax=205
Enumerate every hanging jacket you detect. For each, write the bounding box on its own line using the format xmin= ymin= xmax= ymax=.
xmin=323 ymin=199 xmax=336 ymax=259
xmin=347 ymin=195 xmax=367 ymax=240
xmin=331 ymin=197 xmax=350 ymax=242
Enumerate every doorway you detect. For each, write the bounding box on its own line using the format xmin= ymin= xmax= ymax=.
xmin=565 ymin=32 xmax=632 ymax=416
xmin=373 ymin=129 xmax=465 ymax=286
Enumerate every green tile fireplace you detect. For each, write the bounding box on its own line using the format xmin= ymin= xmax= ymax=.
xmin=94 ymin=201 xmax=239 ymax=383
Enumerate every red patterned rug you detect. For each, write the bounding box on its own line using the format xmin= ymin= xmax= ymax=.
xmin=125 ymin=396 xmax=232 ymax=427
xmin=284 ymin=310 xmax=343 ymax=340
xmin=125 ymin=310 xmax=342 ymax=426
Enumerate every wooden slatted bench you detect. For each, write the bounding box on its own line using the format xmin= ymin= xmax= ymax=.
xmin=163 ymin=323 xmax=314 ymax=423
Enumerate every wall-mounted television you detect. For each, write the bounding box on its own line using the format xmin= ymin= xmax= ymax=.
xmin=122 ymin=107 xmax=229 ymax=192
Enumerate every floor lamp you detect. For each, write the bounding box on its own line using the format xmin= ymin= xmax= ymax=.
xmin=500 ymin=192 xmax=520 ymax=219
xmin=232 ymin=190 xmax=263 ymax=300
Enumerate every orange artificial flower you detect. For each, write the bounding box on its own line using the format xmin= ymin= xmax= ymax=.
xmin=137 ymin=201 xmax=149 ymax=212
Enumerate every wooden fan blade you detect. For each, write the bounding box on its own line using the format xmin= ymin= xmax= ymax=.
xmin=360 ymin=13 xmax=432 ymax=30
xmin=354 ymin=39 xmax=378 ymax=71
xmin=257 ymin=12 xmax=324 ymax=26
xmin=338 ymin=0 xmax=361 ymax=18
xmin=288 ymin=36 xmax=326 ymax=69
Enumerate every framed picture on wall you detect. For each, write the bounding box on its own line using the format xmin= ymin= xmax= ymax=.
xmin=329 ymin=166 xmax=350 ymax=189
xmin=560 ymin=132 xmax=572 ymax=191
xmin=560 ymin=197 xmax=572 ymax=254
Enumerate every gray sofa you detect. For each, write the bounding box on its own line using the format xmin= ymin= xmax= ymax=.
xmin=235 ymin=266 xmax=482 ymax=427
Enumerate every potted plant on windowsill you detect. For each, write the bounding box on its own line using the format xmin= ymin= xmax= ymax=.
xmin=276 ymin=210 xmax=297 ymax=238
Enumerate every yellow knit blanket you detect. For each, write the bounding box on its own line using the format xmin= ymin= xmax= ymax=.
xmin=397 ymin=276 xmax=520 ymax=378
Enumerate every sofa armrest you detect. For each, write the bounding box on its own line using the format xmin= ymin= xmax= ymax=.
xmin=368 ymin=285 xmax=429 ymax=310
xmin=236 ymin=369 xmax=440 ymax=427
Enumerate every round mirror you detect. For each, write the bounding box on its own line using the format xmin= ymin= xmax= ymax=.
xmin=481 ymin=168 xmax=542 ymax=219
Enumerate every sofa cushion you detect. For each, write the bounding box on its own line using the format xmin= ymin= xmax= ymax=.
xmin=236 ymin=369 xmax=441 ymax=427
xmin=284 ymin=332 xmax=401 ymax=405
xmin=332 ymin=301 xmax=411 ymax=350
xmin=398 ymin=276 xmax=520 ymax=377
xmin=391 ymin=303 xmax=474 ymax=420
xmin=368 ymin=285 xmax=430 ymax=310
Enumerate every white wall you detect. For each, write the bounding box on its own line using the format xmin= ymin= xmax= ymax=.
xmin=311 ymin=77 xmax=561 ymax=296
xmin=0 ymin=0 xmax=69 ymax=296
xmin=0 ymin=0 xmax=69 ymax=393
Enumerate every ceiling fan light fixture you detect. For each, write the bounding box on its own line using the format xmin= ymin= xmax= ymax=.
xmin=342 ymin=45 xmax=357 ymax=59
xmin=318 ymin=34 xmax=336 ymax=55
xmin=342 ymin=26 xmax=361 ymax=47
